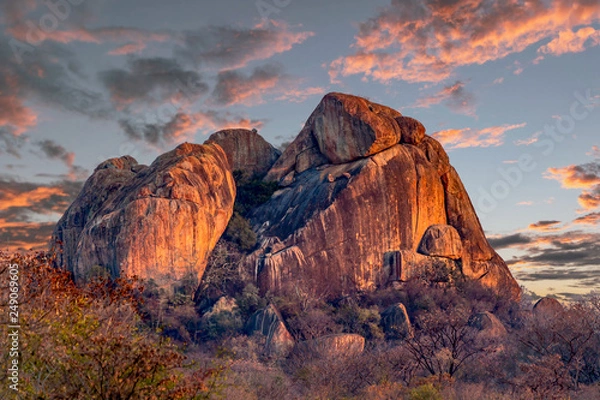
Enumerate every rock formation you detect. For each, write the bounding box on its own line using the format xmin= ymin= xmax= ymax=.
xmin=249 ymin=92 xmax=520 ymax=299
xmin=533 ymin=297 xmax=564 ymax=318
xmin=52 ymin=143 xmax=236 ymax=292
xmin=206 ymin=128 xmax=281 ymax=177
xmin=381 ymin=303 xmax=413 ymax=340
xmin=469 ymin=311 xmax=507 ymax=338
xmin=246 ymin=304 xmax=295 ymax=357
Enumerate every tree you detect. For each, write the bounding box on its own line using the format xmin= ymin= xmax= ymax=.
xmin=0 ymin=251 xmax=226 ymax=399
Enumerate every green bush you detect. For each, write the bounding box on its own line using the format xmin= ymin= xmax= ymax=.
xmin=223 ymin=212 xmax=257 ymax=251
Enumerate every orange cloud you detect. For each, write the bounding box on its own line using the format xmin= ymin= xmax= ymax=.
xmin=0 ymin=92 xmax=37 ymax=136
xmin=545 ymin=165 xmax=600 ymax=189
xmin=0 ymin=186 xmax=67 ymax=211
xmin=432 ymin=123 xmax=526 ymax=150
xmin=573 ymin=212 xmax=600 ymax=226
xmin=107 ymin=42 xmax=147 ymax=56
xmin=538 ymin=27 xmax=600 ymax=56
xmin=545 ymin=160 xmax=600 ymax=210
xmin=528 ymin=220 xmax=563 ymax=232
xmin=330 ymin=0 xmax=600 ymax=83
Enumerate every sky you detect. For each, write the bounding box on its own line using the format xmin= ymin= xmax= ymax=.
xmin=0 ymin=0 xmax=599 ymax=300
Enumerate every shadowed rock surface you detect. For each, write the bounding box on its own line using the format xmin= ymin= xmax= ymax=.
xmin=249 ymin=93 xmax=520 ymax=298
xmin=52 ymin=143 xmax=236 ymax=292
xmin=247 ymin=304 xmax=294 ymax=358
xmin=206 ymin=128 xmax=281 ymax=177
xmin=381 ymin=303 xmax=413 ymax=340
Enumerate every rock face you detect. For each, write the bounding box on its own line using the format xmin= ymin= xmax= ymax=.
xmin=381 ymin=303 xmax=413 ymax=340
xmin=206 ymin=128 xmax=281 ymax=177
xmin=246 ymin=304 xmax=295 ymax=357
xmin=52 ymin=143 xmax=236 ymax=291
xmin=250 ymin=93 xmax=520 ymax=298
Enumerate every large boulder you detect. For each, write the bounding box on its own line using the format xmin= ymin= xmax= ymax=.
xmin=52 ymin=142 xmax=236 ymax=292
xmin=249 ymin=93 xmax=520 ymax=299
xmin=206 ymin=128 xmax=281 ymax=177
xmin=381 ymin=303 xmax=413 ymax=340
xmin=246 ymin=304 xmax=295 ymax=358
xmin=396 ymin=116 xmax=426 ymax=145
xmin=469 ymin=311 xmax=507 ymax=338
xmin=265 ymin=92 xmax=402 ymax=181
xmin=417 ymin=225 xmax=463 ymax=260
xmin=533 ymin=297 xmax=564 ymax=318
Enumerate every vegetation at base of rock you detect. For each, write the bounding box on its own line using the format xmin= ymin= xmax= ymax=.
xmin=4 ymin=249 xmax=599 ymax=399
xmin=0 ymin=251 xmax=228 ymax=399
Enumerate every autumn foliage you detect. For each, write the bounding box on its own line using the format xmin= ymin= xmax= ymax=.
xmin=0 ymin=251 xmax=226 ymax=400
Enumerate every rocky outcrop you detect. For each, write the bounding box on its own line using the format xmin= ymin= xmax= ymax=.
xmin=381 ymin=303 xmax=413 ymax=340
xmin=250 ymin=93 xmax=520 ymax=298
xmin=246 ymin=304 xmax=295 ymax=358
xmin=52 ymin=143 xmax=236 ymax=292
xmin=206 ymin=128 xmax=281 ymax=177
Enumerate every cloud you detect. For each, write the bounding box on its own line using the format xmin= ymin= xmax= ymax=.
xmin=0 ymin=36 xmax=110 ymax=139
xmin=35 ymin=140 xmax=75 ymax=168
xmin=587 ymin=145 xmax=600 ymax=159
xmin=0 ymin=176 xmax=83 ymax=251
xmin=412 ymin=80 xmax=476 ymax=116
xmin=275 ymin=86 xmax=327 ymax=103
xmin=491 ymin=225 xmax=600 ymax=292
xmin=432 ymin=123 xmax=527 ymax=150
xmin=545 ymin=159 xmax=600 ymax=210
xmin=99 ymin=57 xmax=209 ymax=109
xmin=489 ymin=233 xmax=533 ymax=250
xmin=329 ymin=0 xmax=600 ymax=83
xmin=211 ymin=63 xmax=286 ymax=106
xmin=0 ymin=91 xmax=37 ymax=136
xmin=33 ymin=139 xmax=87 ymax=180
xmin=538 ymin=26 xmax=600 ymax=57
xmin=175 ymin=21 xmax=314 ymax=70
xmin=517 ymin=201 xmax=535 ymax=206
xmin=573 ymin=212 xmax=600 ymax=225
xmin=514 ymin=132 xmax=541 ymax=146
xmin=528 ymin=220 xmax=563 ymax=232
xmin=119 ymin=110 xmax=265 ymax=146
xmin=0 ymin=221 xmax=56 ymax=252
